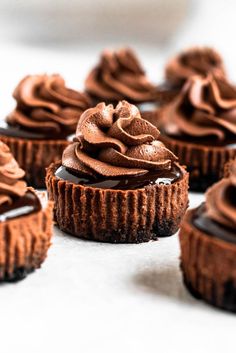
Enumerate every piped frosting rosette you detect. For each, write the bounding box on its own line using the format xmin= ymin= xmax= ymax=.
xmin=0 ymin=141 xmax=27 ymax=206
xmin=165 ymin=47 xmax=226 ymax=87
xmin=7 ymin=74 xmax=91 ymax=137
xmin=62 ymin=100 xmax=177 ymax=179
xmin=85 ymin=48 xmax=156 ymax=103
xmin=205 ymin=166 xmax=236 ymax=230
xmin=163 ymin=74 xmax=236 ymax=142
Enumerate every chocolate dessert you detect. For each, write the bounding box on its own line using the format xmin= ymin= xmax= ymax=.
xmin=0 ymin=141 xmax=53 ymax=281
xmin=159 ymin=47 xmax=226 ymax=103
xmin=46 ymin=100 xmax=189 ymax=243
xmin=159 ymin=74 xmax=236 ymax=190
xmin=179 ymin=168 xmax=236 ymax=312
xmin=0 ymin=74 xmax=91 ymax=188
xmin=224 ymin=158 xmax=236 ymax=178
xmin=85 ymin=48 xmax=160 ymax=122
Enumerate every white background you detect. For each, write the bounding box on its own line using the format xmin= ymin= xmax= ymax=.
xmin=0 ymin=1 xmax=236 ymax=352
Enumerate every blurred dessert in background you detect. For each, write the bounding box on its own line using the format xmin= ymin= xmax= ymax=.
xmin=158 ymin=72 xmax=236 ymax=191
xmin=156 ymin=47 xmax=226 ymax=107
xmin=85 ymin=47 xmax=162 ymax=124
xmin=165 ymin=47 xmax=226 ymax=89
xmin=0 ymin=74 xmax=91 ymax=188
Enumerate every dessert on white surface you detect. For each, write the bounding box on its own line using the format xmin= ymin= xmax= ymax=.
xmin=0 ymin=41 xmax=235 ymax=353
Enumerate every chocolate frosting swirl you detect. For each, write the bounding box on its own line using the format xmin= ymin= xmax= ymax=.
xmin=163 ymin=74 xmax=236 ymax=141
xmin=85 ymin=48 xmax=156 ymax=103
xmin=229 ymin=159 xmax=236 ymax=176
xmin=0 ymin=141 xmax=27 ymax=207
xmin=165 ymin=47 xmax=226 ymax=87
xmin=205 ymin=170 xmax=236 ymax=230
xmin=7 ymin=74 xmax=91 ymax=138
xmin=62 ymin=101 xmax=177 ymax=178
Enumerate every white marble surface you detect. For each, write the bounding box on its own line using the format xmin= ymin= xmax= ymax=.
xmin=0 ymin=39 xmax=235 ymax=353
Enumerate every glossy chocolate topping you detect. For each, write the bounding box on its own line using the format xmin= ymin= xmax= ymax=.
xmin=0 ymin=141 xmax=27 ymax=207
xmin=162 ymin=74 xmax=236 ymax=142
xmin=0 ymin=190 xmax=41 ymax=222
xmin=7 ymin=74 xmax=91 ymax=139
xmin=0 ymin=126 xmax=58 ymax=140
xmin=85 ymin=48 xmax=156 ymax=103
xmin=137 ymin=102 xmax=158 ymax=113
xmin=55 ymin=163 xmax=182 ymax=190
xmin=165 ymin=47 xmax=226 ymax=87
xmin=193 ymin=170 xmax=236 ymax=242
xmin=62 ymin=101 xmax=178 ymax=179
xmin=193 ymin=204 xmax=236 ymax=244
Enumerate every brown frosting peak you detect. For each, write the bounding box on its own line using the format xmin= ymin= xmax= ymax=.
xmin=229 ymin=160 xmax=236 ymax=176
xmin=7 ymin=74 xmax=91 ymax=138
xmin=165 ymin=47 xmax=226 ymax=87
xmin=205 ymin=170 xmax=236 ymax=230
xmin=0 ymin=141 xmax=27 ymax=207
xmin=163 ymin=74 xmax=236 ymax=141
xmin=62 ymin=101 xmax=177 ymax=178
xmin=85 ymin=48 xmax=156 ymax=103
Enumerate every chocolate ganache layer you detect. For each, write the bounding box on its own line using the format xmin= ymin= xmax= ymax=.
xmin=58 ymin=100 xmax=180 ymax=189
xmin=5 ymin=74 xmax=91 ymax=139
xmin=193 ymin=171 xmax=236 ymax=243
xmin=162 ymin=74 xmax=236 ymax=144
xmin=0 ymin=190 xmax=41 ymax=222
xmin=55 ymin=164 xmax=181 ymax=189
xmin=0 ymin=141 xmax=41 ymax=219
xmin=85 ymin=48 xmax=156 ymax=104
xmin=165 ymin=47 xmax=226 ymax=88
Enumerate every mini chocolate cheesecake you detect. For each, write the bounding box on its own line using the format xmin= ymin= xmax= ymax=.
xmin=160 ymin=46 xmax=226 ymax=102
xmin=179 ymin=169 xmax=236 ymax=312
xmin=0 ymin=74 xmax=91 ymax=188
xmin=159 ymin=74 xmax=236 ymax=191
xmin=46 ymin=100 xmax=189 ymax=243
xmin=84 ymin=48 xmax=161 ymax=123
xmin=0 ymin=142 xmax=53 ymax=281
xmin=224 ymin=158 xmax=236 ymax=178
